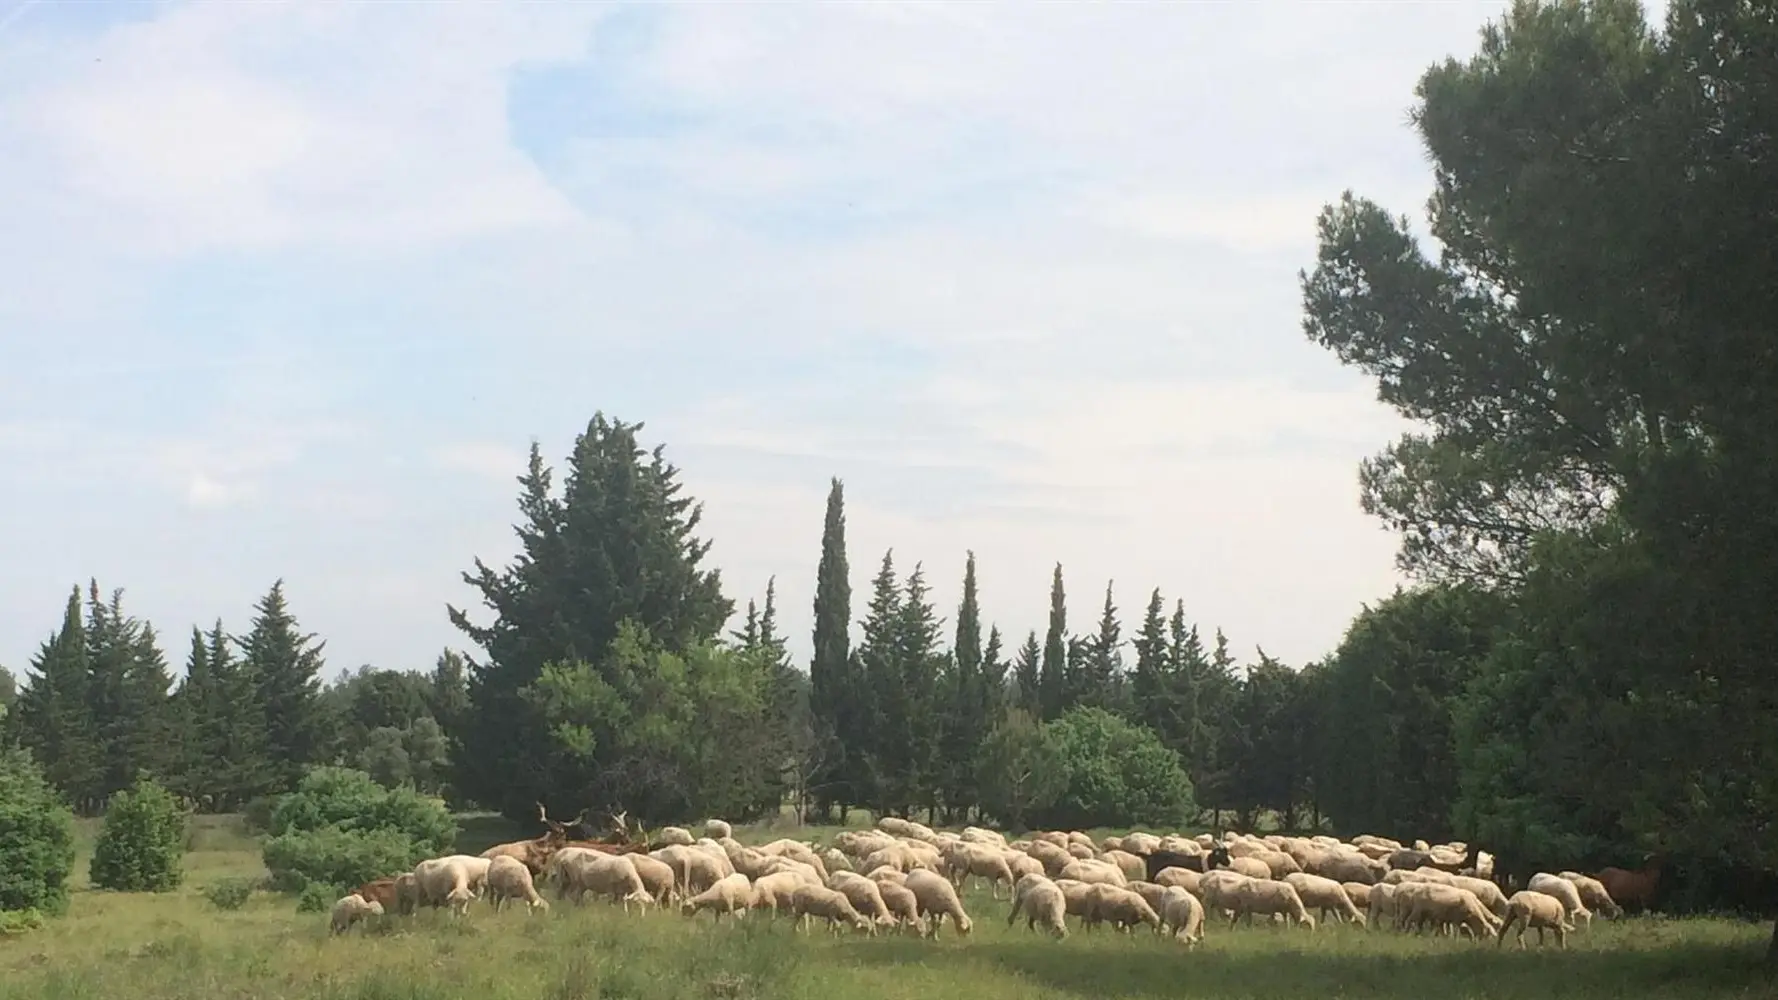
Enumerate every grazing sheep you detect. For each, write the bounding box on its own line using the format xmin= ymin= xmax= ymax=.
xmin=629 ymin=854 xmax=678 ymax=905
xmin=1160 ymin=886 xmax=1205 ymax=946
xmin=393 ymin=872 xmax=422 ymax=915
xmin=684 ymin=873 xmax=753 ymax=922
xmin=1226 ymin=878 xmax=1316 ymax=931
xmin=748 ymin=871 xmax=810 ymax=916
xmin=1086 ymin=884 xmax=1162 ymax=933
xmin=1250 ymin=850 xmax=1303 ymax=879
xmin=1498 ymin=890 xmax=1574 ymax=949
xmin=555 ymin=851 xmax=654 ymax=912
xmin=1223 ymin=855 xmax=1274 ymax=880
xmin=650 ymin=844 xmax=726 ymax=897
xmin=1450 ymin=874 xmax=1511 ymax=919
xmin=1058 ymin=859 xmax=1127 ymax=888
xmin=1528 ymin=873 xmax=1593 ymax=928
xmin=1366 ymin=882 xmax=1399 ymax=929
xmin=330 ymin=894 xmax=383 ymax=935
xmin=486 ymin=855 xmax=550 ymax=914
xmin=1008 ymin=878 xmax=1069 ymax=939
xmin=1103 ymin=850 xmax=1148 ymax=883
xmin=961 ymin=826 xmax=1007 ymax=847
xmin=1025 ymin=840 xmax=1075 ymax=876
xmin=704 ymin=819 xmax=733 ymax=840
xmin=1397 ymin=883 xmax=1498 ymax=939
xmin=828 ymin=871 xmax=895 ymax=926
xmin=875 ymin=878 xmax=923 ymax=932
xmin=946 ymin=843 xmax=1016 ymax=899
xmin=1066 ymin=842 xmax=1098 ymax=861
xmin=822 ymin=848 xmax=854 ymax=874
xmin=1127 ymin=880 xmax=1174 ymax=929
xmin=1003 ymin=851 xmax=1045 ymax=882
xmin=655 ymin=826 xmax=695 ymax=847
xmin=1284 ymin=872 xmax=1365 ymax=926
xmin=1559 ymin=872 xmax=1623 ymax=919
xmin=905 ymin=869 xmax=973 ymax=938
xmin=1155 ymin=867 xmax=1203 ymax=897
xmin=791 ymin=883 xmax=874 ymax=934
xmin=1199 ymin=870 xmax=1255 ymax=921
xmin=414 ymin=855 xmax=490 ymax=916
xmin=1341 ymin=881 xmax=1373 ymax=911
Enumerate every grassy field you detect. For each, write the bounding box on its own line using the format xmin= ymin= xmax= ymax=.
xmin=0 ymin=815 xmax=1770 ymax=1000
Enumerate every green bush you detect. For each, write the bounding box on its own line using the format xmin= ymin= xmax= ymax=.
xmin=259 ymin=767 xmax=456 ymax=894
xmin=201 ymin=877 xmax=258 ymax=911
xmin=0 ymin=748 xmax=76 ymax=918
xmin=89 ymin=776 xmax=188 ymax=892
xmin=1030 ymin=707 xmax=1196 ymax=830
xmin=295 ymin=881 xmax=338 ymax=913
xmin=0 ymin=908 xmax=44 ymax=936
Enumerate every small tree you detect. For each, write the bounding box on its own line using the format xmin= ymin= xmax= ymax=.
xmin=89 ymin=776 xmax=187 ymax=892
xmin=0 ymin=748 xmax=77 ymax=918
xmin=975 ymin=709 xmax=1065 ymax=832
xmin=261 ymin=766 xmax=456 ymax=894
xmin=1033 ymin=707 xmax=1195 ymax=830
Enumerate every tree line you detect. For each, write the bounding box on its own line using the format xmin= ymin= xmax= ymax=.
xmin=3 ymin=0 xmax=1774 ymax=937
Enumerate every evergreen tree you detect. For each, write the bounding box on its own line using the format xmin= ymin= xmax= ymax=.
xmin=939 ymin=553 xmax=984 ymax=819
xmin=980 ymin=625 xmax=1008 ymax=717
xmin=11 ymin=588 xmax=100 ymax=807
xmin=1039 ymin=564 xmax=1069 ymax=719
xmin=730 ymin=599 xmax=761 ymax=650
xmin=1178 ymin=611 xmax=1231 ymax=818
xmin=207 ymin=622 xmax=272 ymax=807
xmin=81 ymin=584 xmax=174 ymax=800
xmin=446 ymin=416 xmax=732 ymax=820
xmin=1010 ymin=631 xmax=1041 ymax=716
xmin=426 ymin=649 xmax=470 ymax=738
xmin=1130 ymin=588 xmax=1173 ymax=742
xmin=894 ymin=564 xmax=945 ymax=819
xmin=240 ymin=580 xmax=326 ymax=793
xmin=808 ymin=477 xmax=852 ymax=820
xmin=757 ymin=577 xmax=789 ymax=669
xmin=854 ymin=550 xmax=902 ymax=813
xmin=1082 ymin=581 xmax=1125 ymax=711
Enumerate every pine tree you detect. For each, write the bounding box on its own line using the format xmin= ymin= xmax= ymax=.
xmin=1082 ymin=581 xmax=1125 ymax=711
xmin=426 ymin=649 xmax=470 ymax=739
xmin=731 ymin=599 xmax=762 ymax=649
xmin=12 ymin=588 xmax=101 ymax=807
xmin=757 ymin=577 xmax=790 ymax=669
xmin=1131 ymin=588 xmax=1172 ymax=740
xmin=240 ymin=580 xmax=326 ymax=793
xmin=809 ymin=478 xmax=852 ymax=820
xmin=1039 ymin=564 xmax=1069 ymax=720
xmin=80 ymin=584 xmax=174 ymax=802
xmin=208 ymin=621 xmax=272 ymax=808
xmin=855 ymin=550 xmax=903 ymax=812
xmin=895 ymin=564 xmax=945 ymax=819
xmin=1011 ymin=631 xmax=1041 ymax=716
xmin=980 ymin=625 xmax=1007 ymax=717
xmin=446 ymin=417 xmax=733 ymax=820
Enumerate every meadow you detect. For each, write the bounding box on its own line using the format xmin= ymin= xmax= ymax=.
xmin=0 ymin=815 xmax=1769 ymax=1000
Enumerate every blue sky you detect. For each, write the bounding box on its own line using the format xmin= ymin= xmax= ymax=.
xmin=1 ymin=0 xmax=1606 ymax=682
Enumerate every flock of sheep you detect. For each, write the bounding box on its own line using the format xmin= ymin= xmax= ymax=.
xmin=328 ymin=813 xmax=1632 ymax=953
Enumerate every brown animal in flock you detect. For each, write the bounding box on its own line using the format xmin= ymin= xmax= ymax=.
xmin=479 ymin=802 xmax=584 ymax=874
xmin=1597 ymin=856 xmax=1665 ymax=913
xmin=354 ymin=877 xmax=399 ymax=912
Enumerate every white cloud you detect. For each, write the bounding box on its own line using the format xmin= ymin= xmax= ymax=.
xmin=0 ymin=0 xmax=1536 ymax=675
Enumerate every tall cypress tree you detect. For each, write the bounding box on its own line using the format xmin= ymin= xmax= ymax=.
xmin=448 ymin=416 xmax=733 ymax=820
xmin=894 ymin=564 xmax=945 ymax=819
xmin=1011 ymin=631 xmax=1041 ymax=716
xmin=980 ymin=624 xmax=1007 ymax=718
xmin=82 ymin=584 xmax=173 ymax=800
xmin=808 ymin=478 xmax=852 ymax=820
xmin=1039 ymin=564 xmax=1068 ymax=720
xmin=12 ymin=588 xmax=100 ymax=806
xmin=240 ymin=580 xmax=326 ymax=793
xmin=1131 ymin=588 xmax=1172 ymax=740
xmin=939 ymin=553 xmax=984 ymax=819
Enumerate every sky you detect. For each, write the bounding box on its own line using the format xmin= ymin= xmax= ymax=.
xmin=0 ymin=0 xmax=1584 ymax=684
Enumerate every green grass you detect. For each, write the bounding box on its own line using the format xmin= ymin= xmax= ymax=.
xmin=3 ymin=815 xmax=1770 ymax=1000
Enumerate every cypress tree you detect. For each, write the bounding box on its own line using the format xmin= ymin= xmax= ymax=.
xmin=1131 ymin=588 xmax=1172 ymax=740
xmin=809 ymin=478 xmax=852 ymax=820
xmin=81 ymin=584 xmax=173 ymax=802
xmin=894 ymin=564 xmax=945 ymax=819
xmin=939 ymin=553 xmax=984 ymax=819
xmin=240 ymin=580 xmax=326 ymax=793
xmin=731 ymin=599 xmax=762 ymax=649
xmin=1039 ymin=564 xmax=1068 ymax=720
xmin=1082 ymin=581 xmax=1124 ymax=711
xmin=447 ymin=417 xmax=733 ymax=819
xmin=980 ymin=625 xmax=1007 ymax=718
xmin=855 ymin=550 xmax=902 ymax=813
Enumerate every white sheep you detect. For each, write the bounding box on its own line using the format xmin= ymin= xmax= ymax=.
xmin=1528 ymin=873 xmax=1593 ymax=928
xmin=874 ymin=877 xmax=923 ymax=932
xmin=1226 ymin=878 xmax=1316 ymax=931
xmin=1160 ymin=885 xmax=1205 ymax=946
xmin=684 ymin=872 xmax=753 ymax=922
xmin=651 ymin=844 xmax=726 ymax=897
xmin=1558 ymin=871 xmax=1623 ymax=919
xmin=1058 ymin=858 xmax=1127 ymax=888
xmin=704 ymin=818 xmax=733 ymax=840
xmin=748 ymin=871 xmax=810 ymax=916
xmin=556 ymin=851 xmax=654 ymax=912
xmin=1498 ymin=890 xmax=1575 ymax=949
xmin=1102 ymin=850 xmax=1148 ymax=883
xmin=905 ymin=869 xmax=973 ymax=939
xmin=414 ymin=855 xmax=490 ymax=916
xmin=329 ymin=894 xmax=383 ymax=934
xmin=1449 ymin=874 xmax=1511 ymax=919
xmin=655 ymin=826 xmax=696 ymax=847
xmin=945 ymin=843 xmax=1016 ymax=899
xmin=1009 ymin=878 xmax=1069 ymax=939
xmin=1284 ymin=872 xmax=1365 ymax=926
xmin=486 ymin=855 xmax=551 ymax=914
xmin=791 ymin=883 xmax=874 ymax=934
xmin=629 ymin=853 xmax=679 ymax=905
xmin=1396 ymin=882 xmax=1498 ymax=939
xmin=1086 ymin=884 xmax=1162 ymax=933
xmin=827 ymin=871 xmax=895 ymax=926
xmin=1154 ymin=867 xmax=1202 ymax=897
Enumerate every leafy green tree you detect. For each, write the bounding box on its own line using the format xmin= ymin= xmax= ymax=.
xmin=356 ymin=727 xmax=412 ymax=789
xmin=241 ymin=581 xmax=326 ymax=793
xmin=1030 ymin=707 xmax=1194 ymax=831
xmin=89 ymin=776 xmax=187 ymax=892
xmin=448 ymin=416 xmax=733 ymax=821
xmin=974 ymin=708 xmax=1065 ymax=832
xmin=1317 ymin=585 xmax=1505 ymax=838
xmin=0 ymin=748 xmax=76 ymax=918
xmin=10 ymin=589 xmax=100 ymax=807
xmin=1038 ymin=565 xmax=1068 ymax=719
xmin=426 ymin=650 xmax=470 ymax=738
xmin=401 ymin=717 xmax=451 ymax=796
xmin=808 ymin=478 xmax=853 ymax=821
xmin=980 ymin=625 xmax=1008 ymax=719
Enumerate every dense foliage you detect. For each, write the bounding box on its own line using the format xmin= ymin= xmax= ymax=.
xmin=1030 ymin=707 xmax=1195 ymax=831
xmin=260 ymin=767 xmax=456 ymax=893
xmin=89 ymin=776 xmax=187 ymax=892
xmin=0 ymin=749 xmax=76 ymax=918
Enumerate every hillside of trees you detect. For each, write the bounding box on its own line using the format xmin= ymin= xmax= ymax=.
xmin=3 ymin=0 xmax=1774 ymax=937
